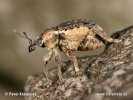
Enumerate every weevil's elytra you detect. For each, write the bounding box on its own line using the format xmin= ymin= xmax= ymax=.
xmin=16 ymin=19 xmax=117 ymax=83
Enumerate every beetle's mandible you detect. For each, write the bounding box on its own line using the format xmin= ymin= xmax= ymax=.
xmin=15 ymin=19 xmax=119 ymax=83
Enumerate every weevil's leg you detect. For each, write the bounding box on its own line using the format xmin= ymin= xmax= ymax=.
xmin=54 ymin=49 xmax=63 ymax=82
xmin=78 ymin=36 xmax=105 ymax=50
xmin=66 ymin=50 xmax=79 ymax=73
xmin=43 ymin=50 xmax=54 ymax=83
xmin=92 ymin=24 xmax=114 ymax=43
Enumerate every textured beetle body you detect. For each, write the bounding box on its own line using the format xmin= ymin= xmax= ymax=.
xmin=23 ymin=19 xmax=116 ymax=83
xmin=40 ymin=20 xmax=113 ymax=51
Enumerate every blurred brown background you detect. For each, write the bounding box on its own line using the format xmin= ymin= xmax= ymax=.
xmin=0 ymin=0 xmax=133 ymax=100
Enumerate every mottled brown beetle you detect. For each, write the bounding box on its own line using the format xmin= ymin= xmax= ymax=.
xmin=15 ymin=19 xmax=119 ymax=83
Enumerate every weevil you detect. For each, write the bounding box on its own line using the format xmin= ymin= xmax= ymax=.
xmin=15 ymin=19 xmax=119 ymax=83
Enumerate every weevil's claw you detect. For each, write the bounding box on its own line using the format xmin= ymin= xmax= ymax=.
xmin=46 ymin=80 xmax=52 ymax=88
xmin=59 ymin=75 xmax=63 ymax=83
xmin=44 ymin=74 xmax=53 ymax=87
xmin=113 ymin=39 xmax=122 ymax=43
xmin=57 ymin=78 xmax=65 ymax=85
xmin=75 ymin=70 xmax=82 ymax=77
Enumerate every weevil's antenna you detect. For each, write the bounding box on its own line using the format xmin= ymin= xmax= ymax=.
xmin=13 ymin=29 xmax=32 ymax=44
xmin=22 ymin=32 xmax=32 ymax=44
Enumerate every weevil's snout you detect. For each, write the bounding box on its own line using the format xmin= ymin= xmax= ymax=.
xmin=28 ymin=44 xmax=36 ymax=52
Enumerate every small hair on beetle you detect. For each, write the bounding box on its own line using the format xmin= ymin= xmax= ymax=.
xmin=13 ymin=29 xmax=32 ymax=45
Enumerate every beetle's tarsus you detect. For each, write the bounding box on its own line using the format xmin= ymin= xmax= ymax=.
xmin=54 ymin=49 xmax=63 ymax=82
xmin=43 ymin=50 xmax=54 ymax=83
xmin=113 ymin=39 xmax=121 ymax=43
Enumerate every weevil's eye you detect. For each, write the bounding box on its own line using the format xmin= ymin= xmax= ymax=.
xmin=36 ymin=37 xmax=45 ymax=47
xmin=40 ymin=42 xmax=45 ymax=47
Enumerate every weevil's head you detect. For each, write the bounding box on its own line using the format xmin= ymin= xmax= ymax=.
xmin=28 ymin=36 xmax=45 ymax=52
xmin=14 ymin=31 xmax=45 ymax=52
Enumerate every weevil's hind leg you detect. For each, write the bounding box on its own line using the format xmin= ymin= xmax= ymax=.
xmin=43 ymin=50 xmax=54 ymax=84
xmin=54 ymin=49 xmax=63 ymax=82
xmin=95 ymin=29 xmax=121 ymax=43
xmin=66 ymin=50 xmax=80 ymax=74
xmin=93 ymin=24 xmax=114 ymax=43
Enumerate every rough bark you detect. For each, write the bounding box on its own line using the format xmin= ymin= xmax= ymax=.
xmin=24 ymin=26 xmax=133 ymax=100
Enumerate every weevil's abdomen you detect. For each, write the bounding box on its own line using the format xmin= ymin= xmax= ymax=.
xmin=77 ymin=27 xmax=108 ymax=51
xmin=59 ymin=26 xmax=92 ymax=50
xmin=78 ymin=34 xmax=105 ymax=51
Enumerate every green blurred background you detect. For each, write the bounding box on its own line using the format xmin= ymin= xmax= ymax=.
xmin=0 ymin=0 xmax=133 ymax=99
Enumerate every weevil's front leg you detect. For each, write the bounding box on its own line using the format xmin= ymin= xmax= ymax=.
xmin=43 ymin=50 xmax=54 ymax=83
xmin=66 ymin=50 xmax=79 ymax=73
xmin=54 ymin=49 xmax=63 ymax=82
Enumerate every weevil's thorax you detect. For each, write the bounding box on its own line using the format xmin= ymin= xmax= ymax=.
xmin=60 ymin=25 xmax=91 ymax=40
xmin=43 ymin=30 xmax=59 ymax=49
